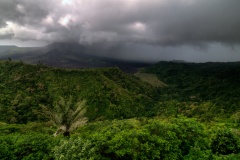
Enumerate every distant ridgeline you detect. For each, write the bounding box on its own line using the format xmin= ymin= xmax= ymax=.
xmin=1 ymin=60 xmax=240 ymax=123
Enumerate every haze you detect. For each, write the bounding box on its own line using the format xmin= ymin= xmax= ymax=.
xmin=0 ymin=0 xmax=240 ymax=62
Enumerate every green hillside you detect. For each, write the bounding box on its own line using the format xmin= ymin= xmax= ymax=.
xmin=0 ymin=60 xmax=156 ymax=123
xmin=1 ymin=60 xmax=240 ymax=123
xmin=1 ymin=60 xmax=240 ymax=159
xmin=144 ymin=61 xmax=240 ymax=121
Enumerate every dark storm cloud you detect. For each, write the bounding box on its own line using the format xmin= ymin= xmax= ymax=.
xmin=150 ymin=0 xmax=240 ymax=45
xmin=0 ymin=0 xmax=240 ymax=46
xmin=0 ymin=0 xmax=54 ymax=24
xmin=0 ymin=0 xmax=22 ymax=21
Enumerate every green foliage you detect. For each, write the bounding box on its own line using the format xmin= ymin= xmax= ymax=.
xmin=0 ymin=61 xmax=155 ymax=123
xmin=75 ymin=117 xmax=211 ymax=160
xmin=183 ymin=146 xmax=212 ymax=160
xmin=0 ymin=135 xmax=15 ymax=160
xmin=0 ymin=133 xmax=59 ymax=160
xmin=2 ymin=61 xmax=240 ymax=123
xmin=213 ymin=153 xmax=240 ymax=160
xmin=54 ymin=137 xmax=96 ymax=160
xmin=170 ymin=117 xmax=209 ymax=155
xmin=145 ymin=61 xmax=240 ymax=120
xmin=2 ymin=60 xmax=240 ymax=159
xmin=230 ymin=112 xmax=240 ymax=125
xmin=211 ymin=128 xmax=240 ymax=155
xmin=39 ymin=96 xmax=88 ymax=136
xmin=106 ymin=129 xmax=172 ymax=160
xmin=1 ymin=118 xmax=240 ymax=159
xmin=0 ymin=122 xmax=55 ymax=135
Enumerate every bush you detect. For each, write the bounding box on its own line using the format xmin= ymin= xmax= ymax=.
xmin=0 ymin=135 xmax=15 ymax=160
xmin=105 ymin=128 xmax=180 ymax=160
xmin=211 ymin=128 xmax=240 ymax=155
xmin=183 ymin=146 xmax=212 ymax=160
xmin=76 ymin=117 xmax=210 ymax=160
xmin=54 ymin=137 xmax=96 ymax=160
xmin=0 ymin=133 xmax=59 ymax=160
xmin=170 ymin=116 xmax=209 ymax=156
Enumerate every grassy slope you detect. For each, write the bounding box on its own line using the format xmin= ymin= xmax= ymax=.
xmin=134 ymin=72 xmax=167 ymax=87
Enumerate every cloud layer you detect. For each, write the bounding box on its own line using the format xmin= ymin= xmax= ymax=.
xmin=0 ymin=0 xmax=240 ymax=46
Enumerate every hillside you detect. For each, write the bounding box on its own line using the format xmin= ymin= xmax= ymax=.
xmin=2 ymin=60 xmax=240 ymax=123
xmin=0 ymin=45 xmax=40 ymax=58
xmin=0 ymin=60 xmax=156 ymax=123
xmin=1 ymin=60 xmax=240 ymax=159
xmin=0 ymin=45 xmax=18 ymax=54
xmin=143 ymin=61 xmax=240 ymax=121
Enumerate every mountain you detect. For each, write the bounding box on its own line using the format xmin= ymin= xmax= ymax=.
xmin=0 ymin=42 xmax=152 ymax=72
xmin=0 ymin=45 xmax=18 ymax=54
xmin=29 ymin=42 xmax=108 ymax=68
xmin=0 ymin=45 xmax=43 ymax=60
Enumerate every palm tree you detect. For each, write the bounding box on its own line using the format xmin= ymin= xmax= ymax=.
xmin=39 ymin=96 xmax=88 ymax=137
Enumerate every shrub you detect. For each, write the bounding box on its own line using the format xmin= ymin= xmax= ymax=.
xmin=211 ymin=128 xmax=240 ymax=155
xmin=0 ymin=133 xmax=59 ymax=160
xmin=54 ymin=137 xmax=96 ymax=160
xmin=0 ymin=136 xmax=15 ymax=160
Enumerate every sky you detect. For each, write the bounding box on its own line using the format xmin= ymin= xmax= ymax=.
xmin=0 ymin=0 xmax=240 ymax=62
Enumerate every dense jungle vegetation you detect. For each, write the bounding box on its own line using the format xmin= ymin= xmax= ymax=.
xmin=1 ymin=60 xmax=240 ymax=159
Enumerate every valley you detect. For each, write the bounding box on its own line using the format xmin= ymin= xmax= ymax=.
xmin=1 ymin=60 xmax=240 ymax=159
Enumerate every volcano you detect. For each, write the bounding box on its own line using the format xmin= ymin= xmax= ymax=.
xmin=0 ymin=42 xmax=152 ymax=72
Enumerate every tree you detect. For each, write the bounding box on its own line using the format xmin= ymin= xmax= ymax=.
xmin=211 ymin=128 xmax=240 ymax=155
xmin=39 ymin=96 xmax=88 ymax=137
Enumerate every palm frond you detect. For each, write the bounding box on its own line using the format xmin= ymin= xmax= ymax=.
xmin=39 ymin=96 xmax=88 ymax=136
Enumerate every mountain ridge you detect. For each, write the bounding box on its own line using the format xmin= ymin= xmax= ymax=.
xmin=0 ymin=43 xmax=153 ymax=72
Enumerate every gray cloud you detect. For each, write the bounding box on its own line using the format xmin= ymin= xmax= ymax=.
xmin=0 ymin=0 xmax=240 ymax=62
xmin=0 ymin=19 xmax=6 ymax=27
xmin=0 ymin=0 xmax=239 ymax=46
xmin=0 ymin=32 xmax=14 ymax=39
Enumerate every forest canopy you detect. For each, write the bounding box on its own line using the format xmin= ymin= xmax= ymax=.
xmin=1 ymin=60 xmax=240 ymax=159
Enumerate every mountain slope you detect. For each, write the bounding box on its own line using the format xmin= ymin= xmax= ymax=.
xmin=143 ymin=61 xmax=240 ymax=120
xmin=0 ymin=61 xmax=156 ymax=123
xmin=0 ymin=42 xmax=152 ymax=72
xmin=0 ymin=45 xmax=18 ymax=54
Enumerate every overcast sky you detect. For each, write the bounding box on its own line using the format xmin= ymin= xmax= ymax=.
xmin=0 ymin=0 xmax=240 ymax=62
